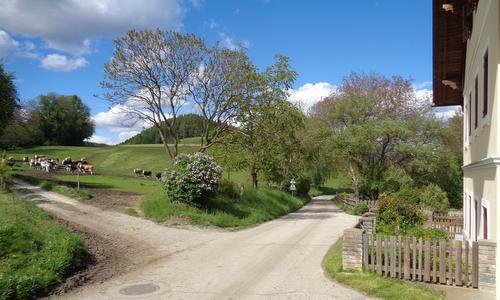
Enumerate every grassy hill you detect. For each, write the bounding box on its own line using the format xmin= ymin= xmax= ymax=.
xmin=6 ymin=145 xmax=308 ymax=228
xmin=7 ymin=145 xmax=196 ymax=177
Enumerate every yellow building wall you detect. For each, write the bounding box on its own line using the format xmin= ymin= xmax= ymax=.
xmin=462 ymin=0 xmax=500 ymax=296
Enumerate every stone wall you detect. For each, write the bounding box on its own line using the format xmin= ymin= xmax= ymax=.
xmin=478 ymin=240 xmax=496 ymax=290
xmin=359 ymin=212 xmax=376 ymax=235
xmin=342 ymin=228 xmax=364 ymax=271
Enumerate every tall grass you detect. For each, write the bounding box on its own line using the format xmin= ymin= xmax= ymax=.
xmin=0 ymin=192 xmax=87 ymax=299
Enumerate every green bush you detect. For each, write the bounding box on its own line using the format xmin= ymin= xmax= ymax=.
xmin=419 ymin=184 xmax=449 ymax=213
xmin=353 ymin=203 xmax=369 ymax=215
xmin=294 ymin=176 xmax=311 ymax=196
xmin=406 ymin=225 xmax=449 ymax=240
xmin=377 ymin=192 xmax=424 ymax=235
xmin=218 ymin=179 xmax=239 ymax=198
xmin=162 ymin=152 xmax=223 ymax=206
xmin=0 ymin=193 xmax=86 ymax=299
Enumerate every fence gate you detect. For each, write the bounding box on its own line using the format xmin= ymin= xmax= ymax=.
xmin=362 ymin=234 xmax=479 ymax=288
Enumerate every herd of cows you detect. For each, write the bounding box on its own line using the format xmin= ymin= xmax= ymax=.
xmin=2 ymin=155 xmax=163 ymax=180
xmin=27 ymin=155 xmax=95 ymax=175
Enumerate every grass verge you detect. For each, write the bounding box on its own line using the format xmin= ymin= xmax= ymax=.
xmin=323 ymin=237 xmax=444 ymax=300
xmin=13 ymin=174 xmax=92 ymax=201
xmin=142 ymin=188 xmax=308 ymax=228
xmin=0 ymin=192 xmax=87 ymax=299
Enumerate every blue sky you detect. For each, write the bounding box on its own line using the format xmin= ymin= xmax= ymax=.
xmin=0 ymin=0 xmax=447 ymax=144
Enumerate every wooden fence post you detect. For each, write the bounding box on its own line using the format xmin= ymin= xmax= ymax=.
xmin=370 ymin=235 xmax=375 ymax=271
xmin=418 ymin=238 xmax=423 ymax=281
xmin=448 ymin=241 xmax=454 ymax=285
xmin=464 ymin=240 xmax=469 ymax=286
xmin=404 ymin=237 xmax=410 ymax=280
xmin=390 ymin=236 xmax=396 ymax=277
xmin=432 ymin=243 xmax=437 ymax=283
xmin=439 ymin=239 xmax=446 ymax=284
xmin=424 ymin=240 xmax=431 ymax=282
xmin=455 ymin=240 xmax=462 ymax=286
xmin=384 ymin=236 xmax=389 ymax=277
xmin=376 ymin=235 xmax=382 ymax=275
xmin=412 ymin=237 xmax=417 ymax=280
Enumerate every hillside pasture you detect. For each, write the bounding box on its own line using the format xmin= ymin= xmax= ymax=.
xmin=6 ymin=145 xmax=307 ymax=228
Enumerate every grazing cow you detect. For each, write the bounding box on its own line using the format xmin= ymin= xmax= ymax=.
xmin=133 ymin=168 xmax=143 ymax=176
xmin=155 ymin=172 xmax=162 ymax=180
xmin=22 ymin=156 xmax=29 ymax=163
xmin=5 ymin=157 xmax=15 ymax=167
xmin=143 ymin=170 xmax=152 ymax=177
xmin=62 ymin=157 xmax=72 ymax=166
xmin=40 ymin=160 xmax=53 ymax=172
xmin=78 ymin=163 xmax=94 ymax=175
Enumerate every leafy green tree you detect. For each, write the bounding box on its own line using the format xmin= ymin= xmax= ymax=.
xmin=231 ymin=55 xmax=305 ymax=189
xmin=311 ymin=72 xmax=461 ymax=203
xmin=420 ymin=183 xmax=449 ymax=213
xmin=0 ymin=64 xmax=19 ymax=138
xmin=37 ymin=94 xmax=94 ymax=145
xmin=0 ymin=108 xmax=44 ymax=148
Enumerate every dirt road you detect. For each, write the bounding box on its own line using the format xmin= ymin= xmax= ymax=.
xmin=12 ymin=179 xmax=370 ymax=300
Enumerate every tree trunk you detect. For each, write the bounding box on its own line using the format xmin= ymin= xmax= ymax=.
xmin=349 ymin=164 xmax=360 ymax=200
xmin=251 ymin=168 xmax=258 ymax=189
xmin=154 ymin=124 xmax=175 ymax=160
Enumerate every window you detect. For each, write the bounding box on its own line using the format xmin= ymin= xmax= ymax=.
xmin=469 ymin=94 xmax=472 ymax=136
xmin=483 ymin=206 xmax=488 ymax=239
xmin=474 ymin=199 xmax=478 ymax=240
xmin=483 ymin=49 xmax=488 ymax=117
xmin=475 ymin=76 xmax=478 ymax=129
xmin=468 ymin=195 xmax=472 ymax=238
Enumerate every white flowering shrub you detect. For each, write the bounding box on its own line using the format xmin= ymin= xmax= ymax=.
xmin=162 ymin=152 xmax=223 ymax=205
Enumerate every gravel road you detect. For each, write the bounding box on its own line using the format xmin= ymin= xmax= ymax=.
xmin=12 ymin=179 xmax=370 ymax=300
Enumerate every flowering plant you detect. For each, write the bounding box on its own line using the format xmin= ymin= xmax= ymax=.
xmin=162 ymin=152 xmax=223 ymax=205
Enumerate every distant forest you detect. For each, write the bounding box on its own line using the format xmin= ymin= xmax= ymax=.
xmin=122 ymin=114 xmax=204 ymax=144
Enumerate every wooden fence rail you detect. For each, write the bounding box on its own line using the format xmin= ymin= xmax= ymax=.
xmin=432 ymin=213 xmax=463 ymax=239
xmin=338 ymin=194 xmax=378 ymax=211
xmin=362 ymin=234 xmax=478 ymax=288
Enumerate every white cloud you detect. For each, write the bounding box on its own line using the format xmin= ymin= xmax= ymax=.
xmin=0 ymin=30 xmax=38 ymax=59
xmin=41 ymin=54 xmax=88 ymax=71
xmin=93 ymin=105 xmax=151 ymax=133
xmin=86 ymin=135 xmax=117 ymax=145
xmin=0 ymin=30 xmax=19 ymax=58
xmin=219 ymin=32 xmax=238 ymax=50
xmin=413 ymin=81 xmax=432 ymax=90
xmin=288 ymin=82 xmax=336 ymax=112
xmin=434 ymin=106 xmax=461 ymax=119
xmin=0 ymin=0 xmax=183 ymax=55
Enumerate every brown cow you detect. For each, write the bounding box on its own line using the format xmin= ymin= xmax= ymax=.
xmin=78 ymin=163 xmax=94 ymax=175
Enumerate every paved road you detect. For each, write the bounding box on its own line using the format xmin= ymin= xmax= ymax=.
xmin=12 ymin=180 xmax=370 ymax=300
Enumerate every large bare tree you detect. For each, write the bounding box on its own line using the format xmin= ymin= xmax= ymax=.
xmin=101 ymin=29 xmax=204 ymax=158
xmin=187 ymin=45 xmax=254 ymax=152
xmin=102 ymin=29 xmax=255 ymax=157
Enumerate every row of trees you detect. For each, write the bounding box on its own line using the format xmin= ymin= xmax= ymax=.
xmin=305 ymin=73 xmax=463 ymax=209
xmin=0 ymin=90 xmax=94 ymax=147
xmin=103 ymin=30 xmax=462 ymax=202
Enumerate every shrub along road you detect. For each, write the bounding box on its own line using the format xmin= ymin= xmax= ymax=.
xmin=12 ymin=179 xmax=370 ymax=299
